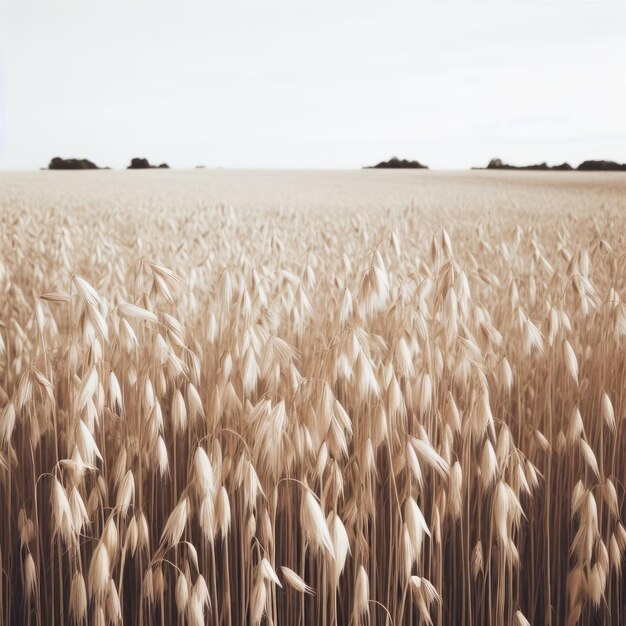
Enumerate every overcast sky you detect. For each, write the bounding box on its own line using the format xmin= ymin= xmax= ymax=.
xmin=0 ymin=0 xmax=624 ymax=170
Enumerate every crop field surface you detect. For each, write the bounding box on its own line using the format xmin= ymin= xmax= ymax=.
xmin=0 ymin=169 xmax=625 ymax=626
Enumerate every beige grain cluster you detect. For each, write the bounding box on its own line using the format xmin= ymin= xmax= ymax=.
xmin=0 ymin=170 xmax=624 ymax=625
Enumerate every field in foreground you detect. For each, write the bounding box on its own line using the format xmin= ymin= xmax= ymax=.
xmin=0 ymin=170 xmax=625 ymax=626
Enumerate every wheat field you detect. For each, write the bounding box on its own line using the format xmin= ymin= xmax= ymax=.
xmin=0 ymin=169 xmax=625 ymax=626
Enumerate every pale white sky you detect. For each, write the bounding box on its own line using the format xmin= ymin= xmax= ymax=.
xmin=0 ymin=0 xmax=624 ymax=170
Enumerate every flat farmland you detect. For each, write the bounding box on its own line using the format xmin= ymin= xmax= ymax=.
xmin=0 ymin=169 xmax=624 ymax=626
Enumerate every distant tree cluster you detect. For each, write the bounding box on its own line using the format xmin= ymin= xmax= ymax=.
xmin=577 ymin=160 xmax=626 ymax=172
xmin=47 ymin=157 xmax=169 ymax=170
xmin=365 ymin=156 xmax=428 ymax=169
xmin=485 ymin=158 xmax=572 ymax=171
xmin=483 ymin=158 xmax=626 ymax=172
xmin=127 ymin=158 xmax=169 ymax=170
xmin=48 ymin=157 xmax=101 ymax=170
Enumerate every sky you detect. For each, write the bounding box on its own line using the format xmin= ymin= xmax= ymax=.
xmin=0 ymin=0 xmax=625 ymax=170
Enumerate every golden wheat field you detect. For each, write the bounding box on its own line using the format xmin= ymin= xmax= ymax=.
xmin=0 ymin=169 xmax=625 ymax=626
